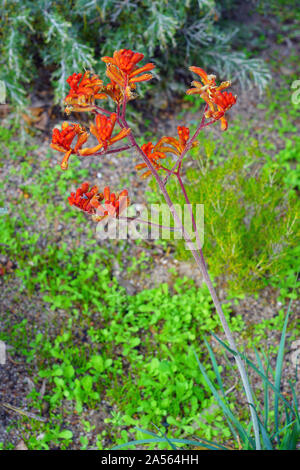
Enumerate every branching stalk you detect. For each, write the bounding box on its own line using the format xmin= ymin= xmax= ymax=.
xmin=118 ymin=112 xmax=261 ymax=450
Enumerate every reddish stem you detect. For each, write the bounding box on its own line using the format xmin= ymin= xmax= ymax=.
xmin=94 ymin=105 xmax=114 ymax=116
xmin=163 ymin=105 xmax=213 ymax=185
xmin=160 ymin=165 xmax=177 ymax=175
xmin=119 ymin=216 xmax=180 ymax=232
xmin=177 ymin=173 xmax=202 ymax=252
xmin=94 ymin=145 xmax=132 ymax=156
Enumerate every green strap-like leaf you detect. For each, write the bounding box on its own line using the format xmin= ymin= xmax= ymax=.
xmin=210 ymin=333 xmax=295 ymax=415
xmin=274 ymin=301 xmax=291 ymax=441
xmin=193 ymin=350 xmax=254 ymax=448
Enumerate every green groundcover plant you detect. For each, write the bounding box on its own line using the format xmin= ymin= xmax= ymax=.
xmin=112 ymin=302 xmax=300 ymax=450
xmin=44 ymin=46 xmax=299 ymax=451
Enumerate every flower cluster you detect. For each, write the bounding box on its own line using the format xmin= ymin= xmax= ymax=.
xmin=80 ymin=113 xmax=131 ymax=155
xmin=65 ymin=71 xmax=105 ymax=113
xmin=92 ymin=186 xmax=130 ymax=222
xmin=102 ymin=81 xmax=124 ymax=104
xmin=187 ymin=67 xmax=237 ymax=131
xmin=64 ymin=50 xmax=155 ymax=113
xmin=68 ymin=182 xmax=99 ymax=215
xmin=50 ymin=48 xmax=236 ymax=221
xmin=51 ymin=122 xmax=88 ymax=170
xmin=154 ymin=125 xmax=197 ymax=157
xmin=136 ymin=126 xmax=197 ymax=178
xmin=102 ymin=49 xmax=155 ymax=99
xmin=135 ymin=142 xmax=166 ymax=179
xmin=68 ymin=182 xmax=130 ymax=222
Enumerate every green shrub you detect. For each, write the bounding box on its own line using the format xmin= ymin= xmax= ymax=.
xmin=0 ymin=0 xmax=270 ymax=110
xmin=148 ymin=140 xmax=300 ymax=294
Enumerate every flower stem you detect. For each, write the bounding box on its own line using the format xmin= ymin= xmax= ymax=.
xmin=119 ymin=216 xmax=181 ymax=232
xmin=94 ymin=105 xmax=114 ymax=116
xmin=93 ymin=145 xmax=132 ymax=156
xmin=191 ymin=246 xmax=261 ymax=451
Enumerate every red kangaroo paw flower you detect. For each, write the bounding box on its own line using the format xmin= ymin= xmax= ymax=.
xmin=51 ymin=122 xmax=89 ymax=170
xmin=80 ymin=113 xmax=131 ymax=155
xmin=186 ymin=67 xmax=237 ymax=130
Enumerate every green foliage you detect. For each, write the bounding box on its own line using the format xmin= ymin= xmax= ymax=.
xmin=255 ymin=0 xmax=300 ymax=26
xmin=0 ymin=0 xmax=270 ymax=109
xmin=200 ymin=306 xmax=300 ymax=450
xmin=0 ymin=242 xmax=243 ymax=448
xmin=265 ymin=136 xmax=300 ymax=191
xmin=149 ymin=142 xmax=299 ymax=294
